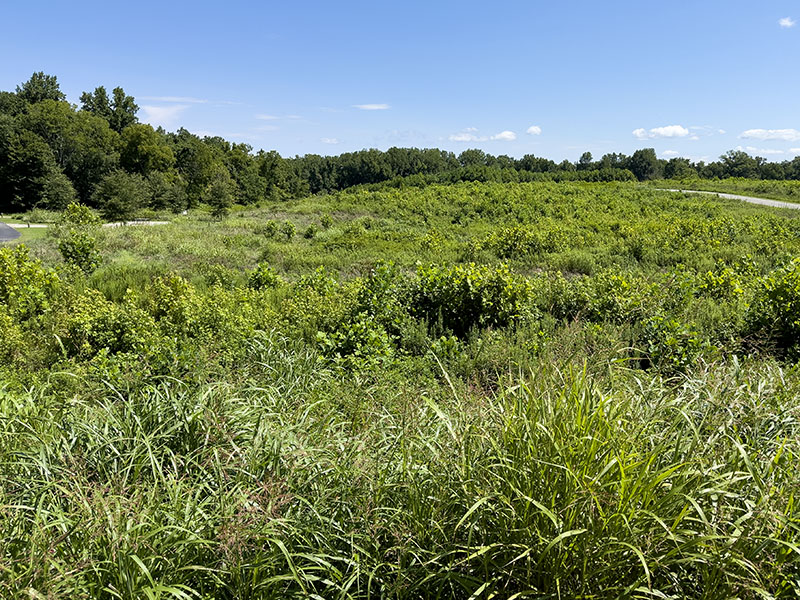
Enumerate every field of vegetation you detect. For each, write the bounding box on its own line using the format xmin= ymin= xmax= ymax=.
xmin=2 ymin=180 xmax=800 ymax=598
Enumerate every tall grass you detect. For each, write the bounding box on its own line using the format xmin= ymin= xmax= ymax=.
xmin=2 ymin=343 xmax=797 ymax=598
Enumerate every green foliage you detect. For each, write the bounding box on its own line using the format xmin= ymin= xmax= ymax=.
xmin=280 ymin=220 xmax=296 ymax=240
xmin=15 ymin=71 xmax=65 ymax=103
xmin=255 ymin=219 xmax=279 ymax=237
xmin=58 ymin=230 xmax=102 ymax=273
xmin=746 ymin=258 xmax=800 ymax=352
xmin=80 ymin=85 xmax=139 ymax=133
xmin=204 ymin=168 xmax=236 ymax=218
xmin=59 ymin=289 xmax=159 ymax=359
xmin=92 ymin=169 xmax=147 ymax=221
xmin=58 ymin=201 xmax=101 ymax=226
xmin=411 ymin=263 xmax=534 ymax=337
xmin=119 ymin=123 xmax=175 ymax=175
xmin=316 ymin=312 xmax=394 ymax=368
xmin=321 ymin=213 xmax=333 ymax=229
xmin=303 ymin=223 xmax=317 ymax=239
xmin=640 ymin=314 xmax=716 ymax=373
xmin=0 ymin=245 xmax=59 ymax=321
xmin=247 ymin=262 xmax=281 ymax=290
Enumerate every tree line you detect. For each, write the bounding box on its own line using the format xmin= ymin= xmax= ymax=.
xmin=3 ymin=72 xmax=800 ymax=218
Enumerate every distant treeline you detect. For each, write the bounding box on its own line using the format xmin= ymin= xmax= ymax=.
xmin=3 ymin=72 xmax=800 ymax=216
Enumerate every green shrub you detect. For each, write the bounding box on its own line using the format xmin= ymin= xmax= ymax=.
xmin=247 ymin=263 xmax=282 ymax=290
xmin=255 ymin=219 xmax=279 ymax=237
xmin=316 ymin=313 xmax=394 ymax=368
xmin=303 ymin=224 xmax=318 ymax=239
xmin=58 ymin=231 xmax=102 ymax=274
xmin=321 ymin=213 xmax=333 ymax=229
xmin=280 ymin=220 xmax=296 ymax=240
xmin=58 ymin=202 xmax=101 ymax=227
xmin=93 ymin=170 xmax=148 ymax=221
xmin=746 ymin=258 xmax=800 ymax=352
xmin=640 ymin=315 xmax=716 ymax=373
xmin=60 ymin=290 xmax=160 ymax=359
xmin=197 ymin=263 xmax=238 ymax=289
xmin=0 ymin=306 xmax=23 ymax=363
xmin=411 ymin=263 xmax=534 ymax=337
xmin=0 ymin=245 xmax=59 ymax=321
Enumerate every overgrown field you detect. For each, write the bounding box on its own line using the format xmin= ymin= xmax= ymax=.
xmin=2 ymin=182 xmax=800 ymax=598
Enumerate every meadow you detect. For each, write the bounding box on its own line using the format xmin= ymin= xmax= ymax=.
xmin=2 ymin=181 xmax=800 ymax=598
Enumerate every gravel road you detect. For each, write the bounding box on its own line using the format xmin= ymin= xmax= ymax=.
xmin=659 ymin=189 xmax=800 ymax=210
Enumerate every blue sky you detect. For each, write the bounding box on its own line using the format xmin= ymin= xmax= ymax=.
xmin=2 ymin=1 xmax=799 ymax=161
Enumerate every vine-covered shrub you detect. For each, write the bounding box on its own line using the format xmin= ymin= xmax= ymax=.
xmin=247 ymin=263 xmax=282 ymax=290
xmin=58 ymin=231 xmax=102 ymax=273
xmin=59 ymin=290 xmax=160 ymax=359
xmin=533 ymin=270 xmax=656 ymax=325
xmin=316 ymin=313 xmax=394 ymax=368
xmin=0 ymin=306 xmax=23 ymax=363
xmin=640 ymin=315 xmax=717 ymax=374
xmin=0 ymin=245 xmax=59 ymax=321
xmin=410 ymin=263 xmax=534 ymax=337
xmin=746 ymin=258 xmax=800 ymax=352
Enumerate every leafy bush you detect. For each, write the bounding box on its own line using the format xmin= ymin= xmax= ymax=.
xmin=303 ymin=224 xmax=318 ymax=239
xmin=316 ymin=313 xmax=394 ymax=368
xmin=640 ymin=315 xmax=716 ymax=373
xmin=746 ymin=258 xmax=800 ymax=352
xmin=59 ymin=290 xmax=160 ymax=359
xmin=247 ymin=263 xmax=282 ymax=290
xmin=0 ymin=306 xmax=23 ymax=363
xmin=0 ymin=245 xmax=59 ymax=321
xmin=58 ymin=230 xmax=102 ymax=273
xmin=255 ymin=219 xmax=279 ymax=237
xmin=321 ymin=213 xmax=333 ymax=229
xmin=411 ymin=263 xmax=534 ymax=337
xmin=280 ymin=220 xmax=296 ymax=240
xmin=58 ymin=202 xmax=101 ymax=226
xmin=92 ymin=169 xmax=148 ymax=221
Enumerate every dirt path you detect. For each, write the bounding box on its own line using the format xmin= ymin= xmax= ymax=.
xmin=658 ymin=188 xmax=800 ymax=210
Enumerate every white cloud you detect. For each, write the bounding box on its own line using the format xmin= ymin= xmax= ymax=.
xmin=740 ymin=128 xmax=800 ymax=142
xmin=791 ymin=148 xmax=800 ymax=154
xmin=354 ymin=104 xmax=390 ymax=110
xmin=738 ymin=145 xmax=786 ymax=155
xmin=140 ymin=104 xmax=189 ymax=128
xmin=689 ymin=135 xmax=700 ymax=140
xmin=718 ymin=129 xmax=726 ymax=135
xmin=526 ymin=125 xmax=542 ymax=135
xmin=491 ymin=130 xmax=517 ymax=141
xmin=140 ymin=96 xmax=208 ymax=104
xmin=321 ymin=137 xmax=340 ymax=144
xmin=779 ymin=17 xmax=796 ymax=28
xmin=256 ymin=114 xmax=279 ymax=120
xmin=449 ymin=132 xmax=484 ymax=142
xmin=662 ymin=150 xmax=680 ymax=157
xmin=633 ymin=125 xmax=690 ymax=140
xmin=449 ymin=128 xmax=516 ymax=142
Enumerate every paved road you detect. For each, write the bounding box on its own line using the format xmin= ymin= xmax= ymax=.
xmin=659 ymin=188 xmax=800 ymax=210
xmin=0 ymin=222 xmax=21 ymax=242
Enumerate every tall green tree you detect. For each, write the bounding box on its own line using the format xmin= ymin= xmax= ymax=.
xmin=119 ymin=123 xmax=175 ymax=175
xmin=80 ymin=86 xmax=139 ymax=132
xmin=203 ymin=166 xmax=236 ymax=218
xmin=92 ymin=170 xmax=147 ymax=221
xmin=15 ymin=72 xmax=66 ymax=104
xmin=627 ymin=148 xmax=662 ymax=181
xmin=21 ymin=100 xmax=120 ymax=201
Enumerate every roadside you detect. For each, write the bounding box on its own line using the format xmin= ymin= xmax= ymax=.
xmin=656 ymin=188 xmax=800 ymax=210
